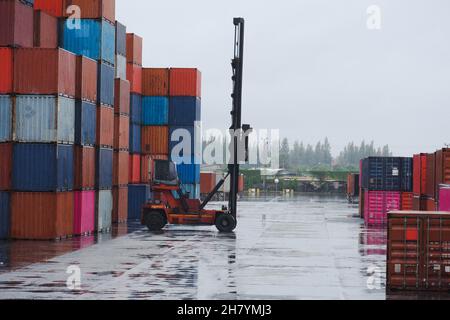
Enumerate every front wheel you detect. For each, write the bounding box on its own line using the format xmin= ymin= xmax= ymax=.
xmin=215 ymin=214 xmax=237 ymax=233
xmin=144 ymin=211 xmax=167 ymax=231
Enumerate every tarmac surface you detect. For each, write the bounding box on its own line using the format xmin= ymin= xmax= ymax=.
xmin=0 ymin=194 xmax=448 ymax=300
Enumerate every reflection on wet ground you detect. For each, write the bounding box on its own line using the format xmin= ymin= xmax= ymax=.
xmin=0 ymin=194 xmax=449 ymax=300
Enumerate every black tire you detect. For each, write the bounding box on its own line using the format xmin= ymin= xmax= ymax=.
xmin=215 ymin=214 xmax=237 ymax=233
xmin=144 ymin=211 xmax=167 ymax=231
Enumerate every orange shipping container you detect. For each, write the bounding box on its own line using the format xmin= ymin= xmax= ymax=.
xmin=169 ymin=68 xmax=201 ymax=97
xmin=113 ymin=151 xmax=129 ymax=186
xmin=129 ymin=154 xmax=141 ymax=184
xmin=0 ymin=48 xmax=13 ymax=94
xmin=200 ymin=173 xmax=216 ymax=194
xmin=126 ymin=63 xmax=142 ymax=94
xmin=141 ymin=154 xmax=168 ymax=183
xmin=14 ymin=48 xmax=76 ymax=97
xmin=142 ymin=68 xmax=169 ymax=96
xmin=74 ymin=146 xmax=95 ymax=190
xmin=401 ymin=192 xmax=414 ymax=211
xmin=76 ymin=55 xmax=97 ymax=103
xmin=141 ymin=126 xmax=169 ymax=155
xmin=114 ymin=78 xmax=130 ymax=115
xmin=34 ymin=0 xmax=65 ymax=17
xmin=11 ymin=192 xmax=74 ymax=240
xmin=0 ymin=143 xmax=12 ymax=191
xmin=112 ymin=186 xmax=128 ymax=223
xmin=126 ymin=33 xmax=142 ymax=65
xmin=114 ymin=115 xmax=129 ymax=151
xmin=97 ymin=105 xmax=114 ymax=148
xmin=64 ymin=0 xmax=115 ymax=23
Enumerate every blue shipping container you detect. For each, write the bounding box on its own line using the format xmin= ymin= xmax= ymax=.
xmin=59 ymin=19 xmax=115 ymax=65
xmin=13 ymin=144 xmax=74 ymax=192
xmin=115 ymin=21 xmax=126 ymax=57
xmin=130 ymin=94 xmax=142 ymax=125
xmin=361 ymin=157 xmax=412 ymax=191
xmin=0 ymin=96 xmax=12 ymax=142
xmin=142 ymin=96 xmax=169 ymax=125
xmin=75 ymin=100 xmax=96 ymax=146
xmin=96 ymin=148 xmax=113 ymax=190
xmin=176 ymin=164 xmax=200 ymax=184
xmin=98 ymin=62 xmax=115 ymax=106
xmin=401 ymin=157 xmax=413 ymax=192
xmin=129 ymin=123 xmax=141 ymax=154
xmin=0 ymin=192 xmax=10 ymax=240
xmin=128 ymin=184 xmax=150 ymax=220
xmin=169 ymin=97 xmax=201 ymax=126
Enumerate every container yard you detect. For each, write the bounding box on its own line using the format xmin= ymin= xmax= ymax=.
xmin=0 ymin=0 xmax=450 ymax=306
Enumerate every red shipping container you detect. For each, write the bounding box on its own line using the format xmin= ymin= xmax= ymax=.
xmin=141 ymin=154 xmax=168 ymax=183
xmin=413 ymin=195 xmax=437 ymax=211
xmin=129 ymin=154 xmax=141 ymax=184
xmin=73 ymin=190 xmax=95 ymax=235
xmin=238 ymin=175 xmax=245 ymax=193
xmin=65 ymin=0 xmax=115 ymax=23
xmin=97 ymin=105 xmax=114 ymax=148
xmin=11 ymin=192 xmax=74 ymax=240
xmin=76 ymin=55 xmax=97 ymax=103
xmin=14 ymin=48 xmax=76 ymax=97
xmin=435 ymin=149 xmax=450 ymax=200
xmin=0 ymin=143 xmax=12 ymax=191
xmin=425 ymin=153 xmax=436 ymax=199
xmin=114 ymin=79 xmax=130 ymax=115
xmin=74 ymin=146 xmax=95 ymax=190
xmin=0 ymin=48 xmax=13 ymax=94
xmin=439 ymin=185 xmax=450 ymax=211
xmin=34 ymin=0 xmax=65 ymax=17
xmin=169 ymin=68 xmax=202 ymax=97
xmin=401 ymin=192 xmax=414 ymax=211
xmin=142 ymin=68 xmax=169 ymax=96
xmin=126 ymin=33 xmax=143 ymax=65
xmin=200 ymin=173 xmax=216 ymax=194
xmin=114 ymin=115 xmax=129 ymax=151
xmin=0 ymin=0 xmax=34 ymax=47
xmin=413 ymin=154 xmax=428 ymax=196
xmin=364 ymin=191 xmax=401 ymax=226
xmin=387 ymin=211 xmax=450 ymax=292
xmin=126 ymin=63 xmax=142 ymax=94
xmin=141 ymin=126 xmax=169 ymax=155
xmin=112 ymin=186 xmax=128 ymax=223
xmin=33 ymin=10 xmax=58 ymax=48
xmin=113 ymin=151 xmax=129 ymax=186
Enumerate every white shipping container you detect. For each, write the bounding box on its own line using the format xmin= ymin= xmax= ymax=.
xmin=96 ymin=190 xmax=113 ymax=233
xmin=0 ymin=95 xmax=12 ymax=142
xmin=115 ymin=54 xmax=126 ymax=81
xmin=14 ymin=95 xmax=75 ymax=143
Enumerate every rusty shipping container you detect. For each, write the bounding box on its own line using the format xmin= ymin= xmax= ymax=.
xmin=97 ymin=105 xmax=114 ymax=148
xmin=11 ymin=192 xmax=74 ymax=240
xmin=112 ymin=186 xmax=128 ymax=223
xmin=435 ymin=149 xmax=450 ymax=200
xmin=126 ymin=33 xmax=142 ymax=65
xmin=169 ymin=68 xmax=202 ymax=97
xmin=34 ymin=10 xmax=58 ymax=48
xmin=0 ymin=48 xmax=13 ymax=94
xmin=113 ymin=151 xmax=129 ymax=186
xmin=141 ymin=126 xmax=169 ymax=155
xmin=114 ymin=79 xmax=130 ymax=115
xmin=387 ymin=211 xmax=450 ymax=292
xmin=126 ymin=63 xmax=142 ymax=94
xmin=14 ymin=48 xmax=76 ymax=97
xmin=129 ymin=154 xmax=140 ymax=184
xmin=76 ymin=55 xmax=98 ymax=103
xmin=74 ymin=146 xmax=95 ymax=190
xmin=0 ymin=143 xmax=12 ymax=191
xmin=65 ymin=0 xmax=115 ymax=23
xmin=0 ymin=0 xmax=34 ymax=47
xmin=142 ymin=68 xmax=169 ymax=96
xmin=114 ymin=114 xmax=129 ymax=151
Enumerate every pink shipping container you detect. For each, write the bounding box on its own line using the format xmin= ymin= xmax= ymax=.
xmin=73 ymin=191 xmax=95 ymax=236
xmin=439 ymin=185 xmax=450 ymax=211
xmin=364 ymin=191 xmax=401 ymax=226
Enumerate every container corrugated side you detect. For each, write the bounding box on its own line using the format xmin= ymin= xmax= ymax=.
xmin=129 ymin=154 xmax=141 ymax=184
xmin=34 ymin=10 xmax=58 ymax=48
xmin=435 ymin=149 xmax=450 ymax=199
xmin=176 ymin=164 xmax=200 ymax=184
xmin=130 ymin=93 xmax=142 ymax=125
xmin=74 ymin=146 xmax=96 ymax=190
xmin=439 ymin=185 xmax=450 ymax=211
xmin=115 ymin=54 xmax=127 ymax=81
xmin=76 ymin=55 xmax=98 ymax=103
xmin=0 ymin=0 xmax=34 ymax=47
xmin=74 ymin=190 xmax=95 ymax=235
xmin=0 ymin=143 xmax=12 ymax=191
xmin=126 ymin=33 xmax=142 ymax=65
xmin=115 ymin=21 xmax=126 ymax=56
xmin=0 ymin=48 xmax=13 ymax=94
xmin=142 ymin=96 xmax=169 ymax=125
xmin=98 ymin=62 xmax=115 ymax=106
xmin=13 ymin=144 xmax=74 ymax=192
xmin=96 ymin=148 xmax=113 ymax=190
xmin=113 ymin=151 xmax=129 ymax=186
xmin=128 ymin=185 xmax=150 ymax=220
xmin=114 ymin=114 xmax=129 ymax=150
xmin=169 ymin=97 xmax=201 ymax=126
xmin=0 ymin=95 xmax=12 ymax=142
xmin=142 ymin=68 xmax=169 ymax=96
xmin=126 ymin=63 xmax=142 ymax=94
xmin=129 ymin=123 xmax=141 ymax=154
xmin=14 ymin=95 xmax=75 ymax=144
xmin=96 ymin=190 xmax=112 ymax=232
xmin=75 ymin=100 xmax=96 ymax=146
xmin=65 ymin=0 xmax=116 ymax=23
xmin=113 ymin=186 xmax=128 ymax=223
xmin=34 ymin=0 xmax=65 ymax=18
xmin=114 ymin=78 xmax=130 ymax=115
xmin=141 ymin=126 xmax=169 ymax=155
xmin=169 ymin=68 xmax=201 ymax=97
xmin=96 ymin=105 xmax=114 ymax=148
xmin=0 ymin=192 xmax=10 ymax=240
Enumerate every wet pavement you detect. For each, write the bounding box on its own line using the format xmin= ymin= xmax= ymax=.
xmin=0 ymin=194 xmax=449 ymax=300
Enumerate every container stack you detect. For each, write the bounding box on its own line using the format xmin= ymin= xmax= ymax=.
xmin=168 ymin=68 xmax=202 ymax=199
xmin=360 ymin=157 xmax=413 ymax=225
xmin=413 ymin=153 xmax=437 ymax=211
xmin=435 ymin=148 xmax=450 ymax=211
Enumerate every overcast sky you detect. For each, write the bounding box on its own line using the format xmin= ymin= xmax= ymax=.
xmin=117 ymin=0 xmax=450 ymax=157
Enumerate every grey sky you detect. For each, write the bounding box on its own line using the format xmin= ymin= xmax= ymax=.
xmin=117 ymin=0 xmax=450 ymax=157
